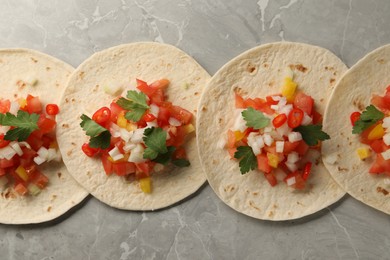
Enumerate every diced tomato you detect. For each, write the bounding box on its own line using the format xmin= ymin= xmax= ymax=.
xmin=264 ymin=173 xmax=278 ymax=186
xmin=136 ymin=79 xmax=156 ymax=96
xmin=266 ymin=96 xmax=279 ymax=105
xmin=92 ymin=107 xmax=111 ymax=126
xmin=369 ymin=154 xmax=390 ymax=174
xmin=0 ymin=158 xmax=15 ymax=168
xmin=263 ymin=145 xmax=276 ymax=154
xmin=302 ymin=162 xmax=312 ymax=181
xmin=41 ymin=135 xmax=54 ymax=149
xmin=287 ymin=108 xmax=304 ymax=128
xmin=149 ymin=89 xmax=165 ymax=105
xmin=101 ymin=152 xmax=113 ymax=175
xmin=371 ymin=94 xmax=390 ymax=113
xmin=283 ymin=141 xmax=300 ymax=154
xmin=157 ymin=106 xmax=171 ymax=127
xmin=0 ymin=134 xmax=10 ymax=148
xmin=142 ymin=113 xmax=156 ymax=122
xmin=110 ymin=102 xmax=125 ymax=122
xmin=37 ymin=115 xmax=56 ymax=134
xmin=360 ymin=123 xmax=380 ymax=145
xmin=114 ymin=140 xmax=126 ymax=154
xmin=135 ymin=162 xmax=153 ymax=178
xmin=137 ymin=119 xmax=147 ymax=128
xmin=350 ymin=112 xmax=361 ymax=126
xmin=14 ymin=183 xmax=28 ymax=196
xmin=312 ymin=109 xmax=323 ymax=124
xmin=82 ymin=143 xmax=100 ymax=157
xmin=0 ymin=99 xmax=10 ymax=113
xmin=293 ymin=92 xmax=314 ymax=115
xmin=295 ymin=140 xmax=309 ymax=155
xmin=45 ymin=104 xmax=59 ymax=115
xmin=227 ymin=130 xmax=236 ymax=149
xmin=26 ymin=131 xmax=43 ymax=151
xmin=169 ymin=105 xmax=192 ymax=125
xmin=256 ymin=153 xmax=272 ymax=173
xmin=20 ymin=147 xmax=36 ymax=161
xmin=369 ymin=139 xmax=389 ymax=153
xmin=167 ymin=126 xmax=186 ymax=148
xmin=235 ymin=93 xmax=245 ymax=108
xmin=31 ymin=171 xmax=49 ymax=189
xmin=149 ymin=79 xmax=170 ymax=89
xmin=228 ymin=147 xmax=237 ymax=158
xmin=272 ymin=114 xmax=287 ymax=128
xmin=284 ymin=172 xmax=306 ymax=190
xmin=112 ymin=161 xmax=136 ymax=176
xmin=26 ymin=95 xmax=42 ymax=114
xmin=172 ymin=147 xmax=187 ymax=160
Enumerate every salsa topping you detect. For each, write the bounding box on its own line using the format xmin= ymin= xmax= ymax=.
xmin=226 ymin=72 xmax=329 ymax=189
xmin=0 ymin=95 xmax=61 ymax=196
xmin=80 ymin=79 xmax=193 ymax=193
xmin=351 ymin=85 xmax=390 ymax=176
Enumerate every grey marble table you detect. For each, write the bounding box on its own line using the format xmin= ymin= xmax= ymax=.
xmin=0 ymin=0 xmax=389 ymax=259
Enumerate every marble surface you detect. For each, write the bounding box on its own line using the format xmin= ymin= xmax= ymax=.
xmin=0 ymin=0 xmax=389 ymax=259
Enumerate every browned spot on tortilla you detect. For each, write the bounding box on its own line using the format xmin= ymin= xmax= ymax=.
xmin=377 ymin=59 xmax=386 ymax=64
xmin=340 ymin=132 xmax=344 ymax=136
xmin=361 ymin=189 xmax=364 ymax=192
xmin=65 ymin=98 xmax=69 ymax=103
xmin=273 ymin=204 xmax=278 ymax=209
xmin=247 ymin=64 xmax=256 ymax=73
xmin=288 ymin=211 xmax=292 ymax=216
xmin=249 ymin=200 xmax=260 ymax=211
xmin=31 ymin=57 xmax=38 ymax=63
xmin=193 ymin=109 xmax=197 ymax=113
xmin=52 ymin=195 xmax=57 ymax=201
xmin=201 ymin=106 xmax=207 ymax=112
xmin=224 ymin=184 xmax=235 ymax=193
xmin=4 ymin=190 xmax=11 ymax=199
xmin=219 ymin=118 xmax=223 ymax=124
xmin=56 ymin=83 xmax=59 ymax=87
xmin=194 ymin=92 xmax=199 ymax=96
xmin=46 ymin=67 xmax=51 ymax=71
xmin=47 ymin=206 xmax=52 ymax=212
xmin=253 ymin=192 xmax=258 ymax=196
xmin=16 ymin=80 xmax=26 ymax=89
xmin=93 ymin=85 xmax=99 ymax=92
xmin=212 ymin=160 xmax=218 ymax=164
xmin=268 ymin=81 xmax=274 ymax=87
xmin=337 ymin=144 xmax=340 ymax=148
xmin=71 ymin=98 xmax=76 ymax=103
xmin=352 ymin=99 xmax=365 ymax=111
xmin=377 ymin=186 xmax=389 ymax=195
xmin=296 ymin=201 xmax=304 ymax=206
xmin=330 ymin=78 xmax=335 ymax=84
xmin=71 ymin=142 xmax=76 ymax=146
xmin=290 ymin=64 xmax=308 ymax=73
xmin=320 ymin=98 xmax=324 ymax=103
xmin=167 ymin=63 xmax=172 ymax=69
xmin=67 ymin=150 xmax=72 ymax=156
xmin=13 ymin=94 xmax=18 ymax=98
xmin=349 ymin=142 xmax=353 ymax=146
xmin=79 ymin=71 xmax=85 ymax=79
xmin=325 ymin=66 xmax=334 ymax=71
xmin=87 ymin=171 xmax=91 ymax=177
xmin=57 ymin=172 xmax=62 ymax=178
xmin=268 ymin=211 xmax=274 ymax=217
xmin=333 ymin=71 xmax=337 ymax=76
xmin=62 ymin=124 xmax=69 ymax=128
xmin=337 ymin=166 xmax=348 ymax=172
xmin=262 ymin=63 xmax=268 ymax=68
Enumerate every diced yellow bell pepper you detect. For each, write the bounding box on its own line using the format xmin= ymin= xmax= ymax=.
xmin=368 ymin=124 xmax=385 ymax=140
xmin=183 ymin=124 xmax=195 ymax=134
xmin=139 ymin=177 xmax=151 ymax=193
xmin=126 ymin=122 xmax=137 ymax=131
xmin=267 ymin=153 xmax=279 ymax=168
xmin=15 ymin=166 xmax=28 ymax=182
xmin=357 ymin=147 xmax=371 ymax=160
xmin=18 ymin=98 xmax=27 ymax=108
xmin=281 ymin=77 xmax=297 ymax=102
xmin=117 ymin=112 xmax=127 ymax=128
xmin=234 ymin=131 xmax=246 ymax=142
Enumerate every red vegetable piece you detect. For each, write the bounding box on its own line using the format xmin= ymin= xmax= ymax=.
xmin=287 ymin=108 xmax=304 ymax=128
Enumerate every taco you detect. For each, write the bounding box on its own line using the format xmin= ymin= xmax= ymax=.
xmin=56 ymin=42 xmax=210 ymax=210
xmin=197 ymin=42 xmax=347 ymax=220
xmin=322 ymin=44 xmax=390 ymax=215
xmin=0 ymin=49 xmax=88 ymax=224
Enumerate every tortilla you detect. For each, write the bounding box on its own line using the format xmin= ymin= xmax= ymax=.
xmin=197 ymin=42 xmax=347 ymax=220
xmin=56 ymin=42 xmax=210 ymax=210
xmin=0 ymin=49 xmax=88 ymax=224
xmin=322 ymin=44 xmax=390 ymax=215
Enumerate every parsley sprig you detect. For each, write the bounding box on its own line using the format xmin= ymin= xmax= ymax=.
xmin=80 ymin=114 xmax=111 ymax=149
xmin=294 ymin=124 xmax=330 ymax=146
xmin=116 ymin=90 xmax=150 ymax=122
xmin=0 ymin=111 xmax=39 ymax=141
xmin=234 ymin=146 xmax=257 ymax=174
xmin=352 ymin=105 xmax=384 ymax=134
xmin=242 ymin=107 xmax=270 ymax=129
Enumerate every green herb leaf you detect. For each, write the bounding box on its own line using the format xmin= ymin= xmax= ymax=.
xmin=234 ymin=146 xmax=257 ymax=174
xmin=352 ymin=105 xmax=385 ymax=134
xmin=80 ymin=114 xmax=111 ymax=149
xmin=153 ymin=146 xmax=176 ymax=165
xmin=241 ymin=107 xmax=270 ymax=129
xmin=0 ymin=111 xmax=39 ymax=141
xmin=143 ymin=127 xmax=168 ymax=156
xmin=116 ymin=91 xmax=150 ymax=122
xmin=172 ymin=159 xmax=190 ymax=167
xmin=294 ymin=124 xmax=330 ymax=146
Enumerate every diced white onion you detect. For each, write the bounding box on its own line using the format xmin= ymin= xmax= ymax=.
xmin=271 ymin=95 xmax=281 ymax=101
xmin=112 ymin=153 xmax=124 ymax=161
xmin=0 ymin=146 xmax=16 ymax=160
xmin=146 ymin=120 xmax=158 ymax=127
xmin=108 ymin=147 xmax=122 ymax=160
xmin=33 ymin=156 xmax=46 ymax=165
xmin=384 ymin=178 xmax=390 ymax=185
xmin=110 ymin=123 xmax=121 ymax=138
xmin=270 ymin=105 xmax=279 ymax=110
xmin=275 ymin=141 xmax=284 ymax=153
xmin=304 ymin=149 xmax=321 ymax=164
xmin=276 ymin=121 xmax=291 ymax=137
xmin=287 ymin=152 xmax=300 ymax=163
xmin=10 ymin=142 xmax=23 ymax=156
xmin=19 ymin=141 xmax=31 ymax=149
xmin=263 ymin=134 xmax=273 ymax=146
xmin=9 ymin=101 xmax=20 ymax=115
xmin=154 ymin=163 xmax=165 ymax=172
xmin=301 ymin=113 xmax=313 ymax=126
xmin=382 ymin=149 xmax=390 ymax=160
xmin=288 ymin=132 xmax=302 ymax=143
xmin=323 ymin=153 xmax=338 ymax=165
xmin=0 ymin=126 xmax=10 ymax=134
xmin=285 ymin=162 xmax=298 ymax=172
xmin=247 ymin=133 xmax=262 ymax=155
xmin=47 ymin=148 xmax=57 ymax=161
xmin=169 ymin=117 xmax=181 ymax=126
xmin=383 ymin=133 xmax=390 ymax=146
xmin=232 ymin=110 xmax=247 ymax=132
xmin=119 ymin=128 xmax=133 ymax=142
xmin=130 ymin=128 xmax=145 ymax=143
xmin=37 ymin=147 xmax=49 ymax=159
xmin=256 ymin=135 xmax=265 ymax=149
xmin=275 ymin=170 xmax=286 ymax=182
xmin=277 ymin=97 xmax=287 ymax=107
xmin=150 ymin=104 xmax=159 ymax=117
xmin=128 ymin=144 xmax=146 ymax=163
xmin=279 ymin=104 xmax=293 ymax=116
xmin=383 ymin=117 xmax=390 ymax=129
xmin=263 ymin=127 xmax=272 ymax=133
xmin=123 ymin=142 xmax=137 ymax=152
xmin=286 ymin=176 xmax=296 ymax=186
xmin=217 ymin=137 xmax=226 ymax=149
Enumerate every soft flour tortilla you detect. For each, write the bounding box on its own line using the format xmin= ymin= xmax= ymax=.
xmin=197 ymin=42 xmax=347 ymax=220
xmin=57 ymin=42 xmax=210 ymax=210
xmin=0 ymin=49 xmax=88 ymax=224
xmin=322 ymin=44 xmax=390 ymax=215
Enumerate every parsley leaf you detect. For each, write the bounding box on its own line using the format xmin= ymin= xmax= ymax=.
xmin=294 ymin=124 xmax=330 ymax=146
xmin=116 ymin=90 xmax=150 ymax=122
xmin=143 ymin=127 xmax=168 ymax=160
xmin=153 ymin=146 xmax=176 ymax=165
xmin=241 ymin=107 xmax=270 ymax=129
xmin=80 ymin=114 xmax=111 ymax=149
xmin=234 ymin=146 xmax=257 ymax=174
xmin=172 ymin=159 xmax=190 ymax=167
xmin=352 ymin=105 xmax=384 ymax=134
xmin=0 ymin=111 xmax=39 ymax=141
